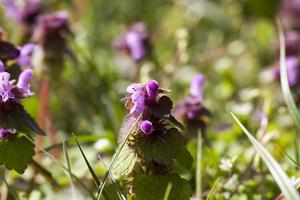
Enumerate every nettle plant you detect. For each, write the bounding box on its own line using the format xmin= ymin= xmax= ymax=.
xmin=0 ymin=39 xmax=45 ymax=174
xmin=109 ymin=80 xmax=192 ymax=200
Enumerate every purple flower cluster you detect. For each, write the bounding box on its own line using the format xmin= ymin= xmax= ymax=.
xmin=0 ymin=66 xmax=33 ymax=105
xmin=173 ymin=74 xmax=210 ymax=131
xmin=0 ymin=61 xmax=33 ymax=138
xmin=33 ymin=11 xmax=70 ymax=59
xmin=278 ymin=0 xmax=300 ymax=29
xmin=17 ymin=43 xmax=37 ymax=69
xmin=126 ymin=80 xmax=160 ymax=135
xmin=2 ymin=0 xmax=43 ymax=33
xmin=113 ymin=22 xmax=150 ymax=61
xmin=1 ymin=0 xmax=70 ymax=61
xmin=270 ymin=2 xmax=300 ymax=87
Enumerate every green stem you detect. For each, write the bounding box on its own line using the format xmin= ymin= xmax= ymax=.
xmin=196 ymin=129 xmax=203 ymax=200
xmin=294 ymin=138 xmax=300 ymax=165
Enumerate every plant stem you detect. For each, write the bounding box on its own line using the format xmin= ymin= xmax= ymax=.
xmin=196 ymin=129 xmax=203 ymax=200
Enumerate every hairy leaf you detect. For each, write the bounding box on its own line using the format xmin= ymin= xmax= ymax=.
xmin=137 ymin=128 xmax=182 ymax=165
xmin=175 ymin=147 xmax=193 ymax=170
xmin=112 ymin=144 xmax=137 ymax=177
xmin=0 ymin=135 xmax=35 ymax=173
xmin=132 ymin=173 xmax=192 ymax=200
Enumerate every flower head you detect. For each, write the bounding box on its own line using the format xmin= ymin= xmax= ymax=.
xmin=272 ymin=56 xmax=300 ymax=87
xmin=189 ymin=74 xmax=205 ymax=100
xmin=0 ymin=72 xmax=14 ymax=102
xmin=173 ymin=74 xmax=210 ymax=131
xmin=113 ymin=22 xmax=150 ymax=61
xmin=123 ymin=80 xmax=173 ymax=135
xmin=17 ymin=69 xmax=33 ymax=96
xmin=17 ymin=43 xmax=37 ymax=69
xmin=34 ymin=11 xmax=70 ymax=59
xmin=146 ymin=80 xmax=159 ymax=101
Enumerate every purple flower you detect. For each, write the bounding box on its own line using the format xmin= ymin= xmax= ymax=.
xmin=20 ymin=0 xmax=43 ymax=26
xmin=146 ymin=80 xmax=159 ymax=101
xmin=17 ymin=43 xmax=37 ymax=69
xmin=0 ymin=60 xmax=4 ymax=72
xmin=0 ymin=72 xmax=14 ymax=102
xmin=1 ymin=0 xmax=21 ymax=22
xmin=127 ymin=83 xmax=145 ymax=114
xmin=114 ymin=22 xmax=150 ymax=61
xmin=17 ymin=69 xmax=33 ymax=96
xmin=2 ymin=0 xmax=43 ymax=26
xmin=172 ymin=74 xmax=210 ymax=131
xmin=278 ymin=0 xmax=300 ymax=29
xmin=189 ymin=74 xmax=205 ymax=101
xmin=34 ymin=11 xmax=70 ymax=58
xmin=140 ymin=120 xmax=153 ymax=135
xmin=0 ymin=128 xmax=9 ymax=138
xmin=273 ymin=56 xmax=300 ymax=87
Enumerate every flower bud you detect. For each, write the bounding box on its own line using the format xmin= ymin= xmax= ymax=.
xmin=0 ymin=129 xmax=9 ymax=138
xmin=140 ymin=120 xmax=153 ymax=135
xmin=146 ymin=80 xmax=159 ymax=101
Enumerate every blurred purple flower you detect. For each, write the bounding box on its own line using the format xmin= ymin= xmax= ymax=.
xmin=273 ymin=56 xmax=300 ymax=87
xmin=34 ymin=11 xmax=70 ymax=58
xmin=278 ymin=0 xmax=300 ymax=29
xmin=17 ymin=69 xmax=33 ymax=96
xmin=0 ymin=68 xmax=33 ymax=104
xmin=113 ymin=22 xmax=150 ymax=61
xmin=0 ymin=60 xmax=4 ymax=72
xmin=172 ymin=74 xmax=210 ymax=131
xmin=17 ymin=43 xmax=37 ymax=69
xmin=1 ymin=0 xmax=43 ymax=27
xmin=1 ymin=0 xmax=21 ymax=21
xmin=0 ymin=128 xmax=9 ymax=138
xmin=189 ymin=74 xmax=205 ymax=101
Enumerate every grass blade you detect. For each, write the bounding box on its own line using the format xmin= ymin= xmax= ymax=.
xmin=196 ymin=129 xmax=202 ymax=200
xmin=63 ymin=142 xmax=78 ymax=200
xmin=278 ymin=19 xmax=300 ymax=163
xmin=24 ymin=135 xmax=97 ymax=200
xmin=206 ymin=178 xmax=219 ymax=200
xmin=98 ymin=155 xmax=126 ymax=200
xmin=163 ymin=183 xmax=172 ymax=200
xmin=231 ymin=113 xmax=300 ymax=200
xmin=74 ymin=134 xmax=100 ymax=187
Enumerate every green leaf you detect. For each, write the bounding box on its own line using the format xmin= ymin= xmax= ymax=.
xmin=137 ymin=128 xmax=182 ymax=165
xmin=0 ymin=104 xmax=46 ymax=136
xmin=0 ymin=135 xmax=35 ymax=173
xmin=231 ymin=113 xmax=300 ymax=200
xmin=175 ymin=147 xmax=193 ymax=170
xmin=111 ymin=143 xmax=137 ymax=177
xmin=132 ymin=173 xmax=192 ymax=200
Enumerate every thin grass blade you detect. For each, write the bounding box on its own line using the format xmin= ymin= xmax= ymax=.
xmin=73 ymin=134 xmax=101 ymax=187
xmin=163 ymin=183 xmax=173 ymax=200
xmin=231 ymin=113 xmax=300 ymax=200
